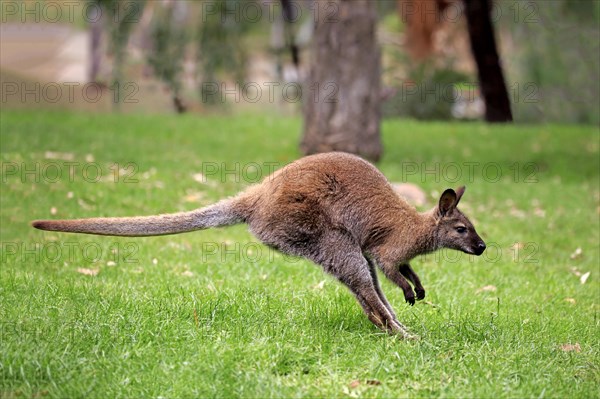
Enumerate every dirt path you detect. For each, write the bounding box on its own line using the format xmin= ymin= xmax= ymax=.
xmin=1 ymin=23 xmax=87 ymax=83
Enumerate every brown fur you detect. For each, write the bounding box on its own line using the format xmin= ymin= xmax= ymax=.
xmin=32 ymin=152 xmax=485 ymax=337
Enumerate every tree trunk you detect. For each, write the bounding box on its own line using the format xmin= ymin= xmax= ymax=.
xmin=88 ymin=14 xmax=103 ymax=83
xmin=464 ymin=0 xmax=513 ymax=122
xmin=301 ymin=0 xmax=382 ymax=162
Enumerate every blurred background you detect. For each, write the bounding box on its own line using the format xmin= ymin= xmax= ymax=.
xmin=1 ymin=0 xmax=598 ymax=123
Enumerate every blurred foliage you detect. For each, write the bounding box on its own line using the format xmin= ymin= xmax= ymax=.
xmin=383 ymin=65 xmax=470 ymax=120
xmin=197 ymin=0 xmax=254 ymax=104
xmin=146 ymin=3 xmax=188 ymax=110
xmin=2 ymin=0 xmax=597 ymax=124
xmin=95 ymin=0 xmax=146 ymax=107
xmin=381 ymin=0 xmax=599 ymax=124
xmin=498 ymin=0 xmax=599 ymax=124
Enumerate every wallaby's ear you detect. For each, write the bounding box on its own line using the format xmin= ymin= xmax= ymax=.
xmin=438 ymin=188 xmax=457 ymax=217
xmin=455 ymin=186 xmax=466 ymax=206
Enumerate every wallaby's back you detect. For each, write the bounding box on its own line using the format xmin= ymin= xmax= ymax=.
xmin=32 ymin=152 xmax=414 ymax=242
xmin=240 ymin=152 xmax=416 ymax=252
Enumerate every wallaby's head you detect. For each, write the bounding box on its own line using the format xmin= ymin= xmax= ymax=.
xmin=433 ymin=186 xmax=486 ymax=256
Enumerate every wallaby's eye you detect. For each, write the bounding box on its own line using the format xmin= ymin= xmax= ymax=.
xmin=455 ymin=226 xmax=467 ymax=233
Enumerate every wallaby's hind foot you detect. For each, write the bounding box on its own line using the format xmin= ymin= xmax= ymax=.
xmin=379 ymin=316 xmax=418 ymax=339
xmin=398 ymin=331 xmax=420 ymax=340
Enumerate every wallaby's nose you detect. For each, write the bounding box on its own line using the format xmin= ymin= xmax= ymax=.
xmin=476 ymin=242 xmax=486 ymax=255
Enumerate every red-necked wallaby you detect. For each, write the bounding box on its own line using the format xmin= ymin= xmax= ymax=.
xmin=32 ymin=152 xmax=485 ymax=337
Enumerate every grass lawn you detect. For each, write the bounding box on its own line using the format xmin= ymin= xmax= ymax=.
xmin=1 ymin=110 xmax=598 ymax=398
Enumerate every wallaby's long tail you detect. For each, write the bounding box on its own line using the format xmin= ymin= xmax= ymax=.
xmin=31 ymin=199 xmax=244 ymax=237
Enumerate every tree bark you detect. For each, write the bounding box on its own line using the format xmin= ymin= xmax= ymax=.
xmin=464 ymin=0 xmax=513 ymax=122
xmin=88 ymin=13 xmax=103 ymax=83
xmin=301 ymin=0 xmax=382 ymax=162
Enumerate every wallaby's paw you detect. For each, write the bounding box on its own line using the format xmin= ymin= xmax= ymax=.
xmin=415 ymin=288 xmax=425 ymax=301
xmin=404 ymin=292 xmax=416 ymax=306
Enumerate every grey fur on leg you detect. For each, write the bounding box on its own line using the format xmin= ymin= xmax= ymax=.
xmin=366 ymin=257 xmax=398 ymax=323
xmin=311 ymin=232 xmax=412 ymax=337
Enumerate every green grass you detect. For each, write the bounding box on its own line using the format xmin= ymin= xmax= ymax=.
xmin=1 ymin=110 xmax=599 ymax=398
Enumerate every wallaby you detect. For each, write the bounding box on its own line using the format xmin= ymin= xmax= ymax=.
xmin=32 ymin=152 xmax=486 ymax=338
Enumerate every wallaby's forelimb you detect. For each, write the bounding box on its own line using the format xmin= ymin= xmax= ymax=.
xmin=378 ymin=263 xmax=418 ymax=306
xmin=399 ymin=263 xmax=425 ymax=301
xmin=31 ymin=199 xmax=242 ymax=237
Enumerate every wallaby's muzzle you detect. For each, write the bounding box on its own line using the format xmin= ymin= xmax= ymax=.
xmin=473 ymin=240 xmax=486 ymax=256
xmin=460 ymin=234 xmax=486 ymax=256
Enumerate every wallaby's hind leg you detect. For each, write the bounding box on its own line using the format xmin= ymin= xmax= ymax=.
xmin=400 ymin=263 xmax=425 ymax=301
xmin=310 ymin=232 xmax=412 ymax=337
xmin=366 ymin=257 xmax=399 ymax=323
xmin=335 ymin=264 xmax=407 ymax=335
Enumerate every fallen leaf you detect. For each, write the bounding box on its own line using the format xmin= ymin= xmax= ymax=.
xmin=181 ymin=270 xmax=194 ymax=277
xmin=349 ymin=380 xmax=360 ymax=389
xmin=77 ymin=268 xmax=99 ymax=276
xmin=570 ymin=247 xmax=583 ymax=260
xmin=422 ymin=301 xmax=440 ymax=309
xmin=192 ymin=173 xmax=207 ymax=183
xmin=50 ymin=207 xmax=57 ymax=215
xmin=193 ymin=308 xmax=199 ymax=328
xmin=141 ymin=167 xmax=157 ymax=180
xmin=106 ymin=261 xmax=116 ymax=267
xmin=66 ymin=191 xmax=74 ymax=199
xmin=559 ymin=343 xmax=581 ymax=352
xmin=313 ymin=280 xmax=326 ymax=290
xmin=476 ymin=285 xmax=497 ymax=294
xmin=77 ymin=198 xmax=93 ymax=210
xmin=366 ymin=379 xmax=381 ymax=386
xmin=580 ymin=271 xmax=590 ymax=285
xmin=564 ymin=298 xmax=576 ymax=304
xmin=152 ymin=258 xmax=158 ymax=265
xmin=44 ymin=151 xmax=74 ymax=161
xmin=570 ymin=267 xmax=582 ymax=277
xmin=183 ymin=193 xmax=204 ymax=203
xmin=85 ymin=154 xmax=95 ymax=162
xmin=510 ymin=242 xmax=524 ymax=250
xmin=510 ymin=208 xmax=526 ymax=218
